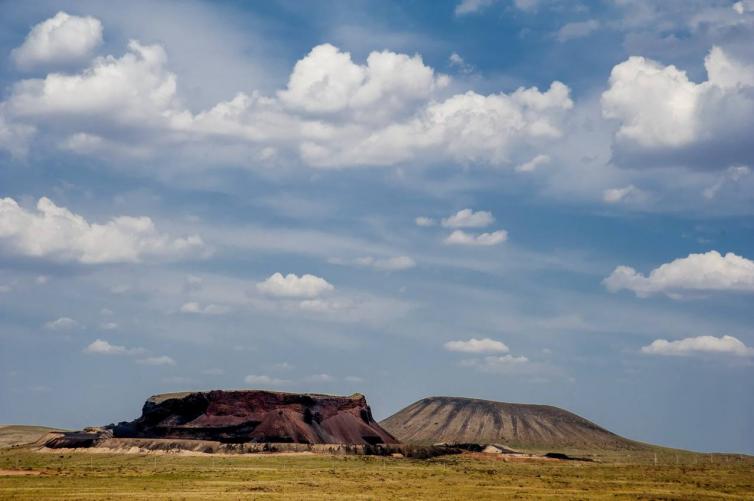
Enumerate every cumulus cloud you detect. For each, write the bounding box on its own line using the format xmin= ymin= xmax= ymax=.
xmin=459 ymin=354 xmax=531 ymax=373
xmin=444 ymin=338 xmax=509 ymax=353
xmin=445 ymin=229 xmax=507 ymax=246
xmin=0 ymin=197 xmax=205 ymax=264
xmin=179 ymin=302 xmax=230 ymax=315
xmin=602 ymin=47 xmax=754 ymax=168
xmin=641 ymin=335 xmax=754 ymax=357
xmin=303 ymin=82 xmax=573 ymax=168
xmin=44 ymin=317 xmax=79 ymax=330
xmin=1 ymin=30 xmax=573 ymax=169
xmin=415 ymin=216 xmax=435 ymax=227
xmin=11 ymin=12 xmax=103 ymax=69
xmin=256 ymin=272 xmax=334 ymax=298
xmin=278 ymin=43 xmax=448 ymax=119
xmin=244 ymin=374 xmax=290 ymax=386
xmin=83 ymin=339 xmax=143 ymax=356
xmin=9 ymin=40 xmax=180 ymax=131
xmin=604 ymin=251 xmax=754 ymax=297
xmin=442 ymin=209 xmax=494 ymax=228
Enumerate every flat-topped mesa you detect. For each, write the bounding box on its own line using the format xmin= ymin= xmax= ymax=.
xmin=109 ymin=390 xmax=399 ymax=445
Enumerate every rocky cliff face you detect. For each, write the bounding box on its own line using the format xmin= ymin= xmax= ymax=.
xmin=106 ymin=390 xmax=398 ymax=445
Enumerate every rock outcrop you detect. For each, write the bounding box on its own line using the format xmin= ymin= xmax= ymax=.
xmin=99 ymin=390 xmax=398 ymax=445
xmin=381 ymin=396 xmax=644 ymax=450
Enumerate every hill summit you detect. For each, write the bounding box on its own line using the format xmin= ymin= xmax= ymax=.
xmin=380 ymin=396 xmax=642 ymax=449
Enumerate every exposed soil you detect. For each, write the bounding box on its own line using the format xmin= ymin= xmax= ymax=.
xmin=381 ymin=396 xmax=646 ymax=450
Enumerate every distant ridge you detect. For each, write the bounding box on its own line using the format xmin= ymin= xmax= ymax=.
xmin=380 ymin=396 xmax=645 ymax=450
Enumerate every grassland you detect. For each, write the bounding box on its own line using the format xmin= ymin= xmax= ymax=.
xmin=1 ymin=446 xmax=752 ymax=500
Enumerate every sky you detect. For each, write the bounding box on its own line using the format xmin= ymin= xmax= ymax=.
xmin=0 ymin=0 xmax=753 ymax=455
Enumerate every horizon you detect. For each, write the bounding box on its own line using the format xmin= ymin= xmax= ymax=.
xmin=0 ymin=0 xmax=753 ymax=456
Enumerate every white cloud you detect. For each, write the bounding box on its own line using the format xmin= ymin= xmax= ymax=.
xmin=179 ymin=302 xmax=230 ymax=315
xmin=11 ymin=12 xmax=103 ymax=70
xmin=442 ymin=209 xmax=494 ymax=228
xmin=0 ymin=111 xmax=35 ymax=158
xmin=137 ymin=355 xmax=176 ymax=366
xmin=733 ymin=1 xmax=754 ymax=15
xmin=513 ymin=0 xmax=540 ymax=11
xmin=99 ymin=322 xmax=118 ymax=330
xmin=0 ymin=197 xmax=205 ymax=264
xmin=8 ymin=40 xmax=181 ymax=135
xmin=298 ymin=298 xmax=350 ymax=313
xmin=445 ymin=229 xmax=507 ymax=246
xmin=330 ymin=255 xmax=416 ymax=271
xmin=703 ymin=165 xmax=751 ymax=199
xmin=455 ymin=0 xmax=496 ymax=15
xmin=304 ymin=373 xmax=335 ymax=383
xmin=515 ymin=153 xmax=550 ymax=172
xmin=601 ymin=47 xmax=754 ymax=164
xmin=556 ymin=20 xmax=600 ymax=42
xmin=459 ymin=354 xmax=531 ymax=373
xmin=604 ymin=251 xmax=754 ymax=297
xmin=278 ymin=43 xmax=448 ymax=118
xmin=306 ymin=82 xmax=573 ymax=168
xmin=603 ymin=185 xmax=638 ymax=204
xmin=444 ymin=338 xmax=510 ymax=354
xmin=415 ymin=216 xmax=435 ymax=227
xmin=256 ymin=272 xmax=334 ymax=298
xmin=1 ymin=37 xmax=573 ymax=169
xmin=244 ymin=374 xmax=290 ymax=386
xmin=641 ymin=335 xmax=754 ymax=357
xmin=83 ymin=338 xmax=143 ymax=356
xmin=44 ymin=317 xmax=78 ymax=330
xmin=449 ymin=52 xmax=473 ymax=74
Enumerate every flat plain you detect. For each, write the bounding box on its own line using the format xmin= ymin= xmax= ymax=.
xmin=1 ymin=447 xmax=752 ymax=500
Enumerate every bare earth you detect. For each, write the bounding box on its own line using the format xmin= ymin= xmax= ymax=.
xmin=381 ymin=396 xmax=643 ymax=449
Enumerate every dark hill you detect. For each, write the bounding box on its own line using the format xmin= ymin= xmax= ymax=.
xmin=380 ymin=396 xmax=644 ymax=450
xmin=114 ymin=390 xmax=399 ymax=445
xmin=46 ymin=390 xmax=398 ymax=448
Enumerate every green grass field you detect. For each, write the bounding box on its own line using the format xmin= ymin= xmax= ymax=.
xmin=1 ymin=447 xmax=752 ymax=500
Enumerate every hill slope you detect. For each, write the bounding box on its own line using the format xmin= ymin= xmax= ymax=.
xmin=380 ymin=396 xmax=643 ymax=450
xmin=0 ymin=425 xmax=65 ymax=448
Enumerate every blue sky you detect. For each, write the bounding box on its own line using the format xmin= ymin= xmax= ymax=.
xmin=1 ymin=0 xmax=753 ymax=454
